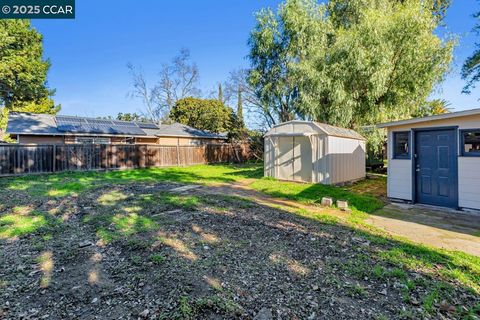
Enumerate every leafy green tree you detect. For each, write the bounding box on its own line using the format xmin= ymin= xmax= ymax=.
xmin=247 ymin=4 xmax=309 ymax=124
xmin=0 ymin=20 xmax=54 ymax=109
xmin=294 ymin=0 xmax=454 ymax=128
xmin=169 ymin=97 xmax=234 ymax=133
xmin=412 ymin=99 xmax=451 ymax=117
xmin=462 ymin=6 xmax=480 ymax=95
xmin=9 ymin=98 xmax=60 ymax=114
xmin=328 ymin=0 xmax=450 ymax=29
xmin=0 ymin=20 xmax=59 ymax=139
xmin=116 ymin=112 xmax=149 ymax=122
xmin=248 ymin=0 xmax=454 ymax=151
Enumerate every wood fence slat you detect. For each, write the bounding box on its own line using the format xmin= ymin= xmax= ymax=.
xmin=0 ymin=143 xmax=251 ymax=176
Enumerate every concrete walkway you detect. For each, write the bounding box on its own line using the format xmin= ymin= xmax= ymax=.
xmin=367 ymin=203 xmax=480 ymax=256
xmin=186 ymin=181 xmax=480 ymax=256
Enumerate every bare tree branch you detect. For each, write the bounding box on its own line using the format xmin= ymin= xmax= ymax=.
xmin=127 ymin=48 xmax=201 ymax=123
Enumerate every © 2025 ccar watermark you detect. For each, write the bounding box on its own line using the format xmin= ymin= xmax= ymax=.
xmin=1 ymin=0 xmax=74 ymax=19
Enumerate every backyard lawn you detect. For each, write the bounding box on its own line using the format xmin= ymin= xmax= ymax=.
xmin=0 ymin=163 xmax=479 ymax=319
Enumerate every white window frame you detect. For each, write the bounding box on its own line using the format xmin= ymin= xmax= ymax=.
xmin=75 ymin=137 xmax=111 ymax=144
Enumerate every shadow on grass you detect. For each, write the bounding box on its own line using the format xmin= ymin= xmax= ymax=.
xmin=249 ymin=177 xmax=385 ymax=214
xmin=1 ymin=181 xmax=479 ymax=319
xmin=0 ymin=206 xmax=63 ymax=240
xmin=94 ymin=185 xmax=478 ymax=318
xmin=0 ymin=163 xmax=264 ymax=198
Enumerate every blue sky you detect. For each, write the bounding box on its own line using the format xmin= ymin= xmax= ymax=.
xmin=32 ymin=0 xmax=480 ymax=123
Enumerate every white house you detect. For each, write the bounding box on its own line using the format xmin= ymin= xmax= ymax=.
xmin=378 ymin=108 xmax=480 ymax=211
xmin=264 ymin=121 xmax=366 ymax=185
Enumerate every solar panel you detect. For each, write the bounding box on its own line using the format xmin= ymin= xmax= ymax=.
xmin=112 ymin=120 xmax=138 ymax=127
xmin=87 ymin=119 xmax=114 ymax=125
xmin=115 ymin=126 xmax=146 ymax=135
xmin=55 ymin=116 xmax=148 ymax=135
xmin=56 ymin=116 xmax=87 ymax=125
xmin=136 ymin=122 xmax=159 ymax=129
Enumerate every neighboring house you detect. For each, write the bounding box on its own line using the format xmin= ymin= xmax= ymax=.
xmin=264 ymin=120 xmax=366 ymax=185
xmin=378 ymin=108 xmax=480 ymax=211
xmin=6 ymin=112 xmax=227 ymax=145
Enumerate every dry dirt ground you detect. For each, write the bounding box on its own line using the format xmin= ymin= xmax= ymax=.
xmin=205 ymin=181 xmax=480 ymax=256
xmin=1 ymin=182 xmax=479 ymax=319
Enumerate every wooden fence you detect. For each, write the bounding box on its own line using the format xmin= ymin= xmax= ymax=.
xmin=0 ymin=143 xmax=251 ymax=176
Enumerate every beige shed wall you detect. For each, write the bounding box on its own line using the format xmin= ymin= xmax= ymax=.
xmin=264 ymin=121 xmax=365 ymax=185
xmin=264 ymin=137 xmax=276 ymax=178
xmin=386 ymin=113 xmax=480 ymax=210
xmin=327 ymin=136 xmax=366 ymax=185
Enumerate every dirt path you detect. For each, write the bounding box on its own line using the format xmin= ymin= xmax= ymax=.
xmin=196 ymin=181 xmax=480 ymax=256
xmin=1 ymin=181 xmax=478 ymax=319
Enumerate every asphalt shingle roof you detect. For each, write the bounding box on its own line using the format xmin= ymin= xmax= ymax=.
xmin=6 ymin=112 xmax=227 ymax=139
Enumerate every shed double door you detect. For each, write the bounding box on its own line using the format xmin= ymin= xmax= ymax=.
xmin=415 ymin=129 xmax=457 ymax=208
xmin=276 ymin=136 xmax=312 ymax=182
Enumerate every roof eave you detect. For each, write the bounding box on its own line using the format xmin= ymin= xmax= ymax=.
xmin=377 ymin=108 xmax=480 ymax=128
xmin=7 ymin=132 xmax=157 ymax=138
xmin=155 ymin=134 xmax=226 ymax=139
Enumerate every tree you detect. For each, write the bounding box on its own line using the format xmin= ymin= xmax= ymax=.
xmin=218 ymin=83 xmax=223 ymax=102
xmin=0 ymin=20 xmax=54 ymax=108
xmin=128 ymin=48 xmax=200 ymax=123
xmin=169 ymin=97 xmax=234 ymax=133
xmin=116 ymin=112 xmax=149 ymax=122
xmin=247 ymin=5 xmax=307 ymax=125
xmin=295 ymin=0 xmax=453 ymax=129
xmin=462 ymin=6 xmax=480 ymax=95
xmin=237 ymin=87 xmax=243 ymax=124
xmin=0 ymin=20 xmax=59 ymax=139
xmin=412 ymin=99 xmax=451 ymax=117
xmin=224 ymin=69 xmax=272 ymax=129
xmin=247 ymin=0 xmax=453 ymax=153
xmin=328 ymin=0 xmax=451 ymax=29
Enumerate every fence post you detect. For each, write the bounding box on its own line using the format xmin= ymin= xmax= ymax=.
xmin=52 ymin=144 xmax=56 ymax=172
xmin=176 ymin=139 xmax=180 ymax=166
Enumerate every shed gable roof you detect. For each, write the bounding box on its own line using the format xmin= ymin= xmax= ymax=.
xmin=313 ymin=122 xmax=365 ymax=140
xmin=265 ymin=120 xmax=365 ymax=140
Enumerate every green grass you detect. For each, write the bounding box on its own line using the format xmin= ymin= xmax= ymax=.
xmin=85 ymin=192 xmax=203 ymax=244
xmin=150 ymin=254 xmax=165 ymax=265
xmin=0 ymin=163 xmax=263 ymax=198
xmin=1 ymin=162 xmax=479 ymax=299
xmin=0 ymin=206 xmax=61 ymax=239
xmin=378 ymin=241 xmax=480 ymax=292
xmin=250 ymin=177 xmax=385 ymax=213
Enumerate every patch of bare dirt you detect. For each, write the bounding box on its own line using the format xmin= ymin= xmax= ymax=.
xmin=0 ymin=182 xmax=478 ymax=319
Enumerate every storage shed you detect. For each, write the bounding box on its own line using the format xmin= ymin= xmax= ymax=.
xmin=378 ymin=108 xmax=480 ymax=211
xmin=264 ymin=121 xmax=366 ymax=184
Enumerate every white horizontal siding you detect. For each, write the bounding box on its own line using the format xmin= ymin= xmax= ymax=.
xmin=387 ymin=130 xmax=412 ymax=200
xmin=387 ymin=159 xmax=413 ymax=200
xmin=386 ymin=114 xmax=480 ymax=207
xmin=458 ymin=157 xmax=480 ymax=210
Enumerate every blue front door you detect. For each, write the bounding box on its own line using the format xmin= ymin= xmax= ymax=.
xmin=415 ymin=129 xmax=457 ymax=208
